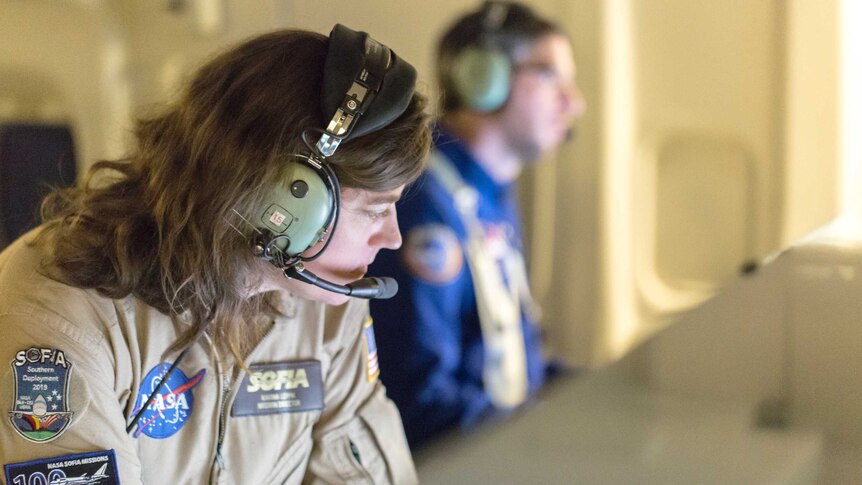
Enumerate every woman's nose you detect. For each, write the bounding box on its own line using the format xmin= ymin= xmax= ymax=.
xmin=374 ymin=209 xmax=402 ymax=250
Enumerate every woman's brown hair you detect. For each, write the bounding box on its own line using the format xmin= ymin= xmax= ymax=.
xmin=38 ymin=29 xmax=431 ymax=361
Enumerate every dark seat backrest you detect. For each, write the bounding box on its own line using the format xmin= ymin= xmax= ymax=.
xmin=0 ymin=124 xmax=77 ymax=249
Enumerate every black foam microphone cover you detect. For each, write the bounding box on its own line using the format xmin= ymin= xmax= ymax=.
xmin=349 ymin=277 xmax=398 ymax=299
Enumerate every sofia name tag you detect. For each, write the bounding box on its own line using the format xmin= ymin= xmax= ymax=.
xmin=231 ymin=361 xmax=324 ymax=417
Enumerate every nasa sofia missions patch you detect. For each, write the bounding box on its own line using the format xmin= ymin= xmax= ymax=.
xmin=5 ymin=449 xmax=120 ymax=485
xmin=9 ymin=347 xmax=74 ymax=443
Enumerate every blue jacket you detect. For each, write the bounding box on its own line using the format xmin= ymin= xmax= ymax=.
xmin=369 ymin=127 xmax=546 ymax=448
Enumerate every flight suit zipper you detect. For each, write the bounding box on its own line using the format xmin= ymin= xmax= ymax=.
xmin=215 ymin=369 xmax=231 ymax=470
xmin=211 ymin=321 xmax=277 ymax=480
xmin=202 ymin=333 xmax=228 ymax=484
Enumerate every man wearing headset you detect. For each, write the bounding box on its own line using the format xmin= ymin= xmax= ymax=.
xmin=369 ymin=1 xmax=586 ymax=448
xmin=0 ymin=26 xmax=430 ymax=483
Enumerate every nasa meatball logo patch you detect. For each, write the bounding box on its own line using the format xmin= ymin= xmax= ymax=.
xmin=131 ymin=363 xmax=206 ymax=439
xmin=9 ymin=347 xmax=74 ymax=443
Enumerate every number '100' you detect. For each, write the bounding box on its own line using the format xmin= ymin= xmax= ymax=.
xmin=12 ymin=470 xmax=66 ymax=485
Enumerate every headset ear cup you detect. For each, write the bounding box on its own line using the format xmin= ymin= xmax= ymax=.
xmin=257 ymin=157 xmax=335 ymax=258
xmin=449 ymin=46 xmax=511 ymax=112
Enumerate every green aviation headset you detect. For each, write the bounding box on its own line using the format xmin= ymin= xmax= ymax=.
xmin=448 ymin=1 xmax=513 ymax=112
xmin=252 ymin=24 xmax=416 ymax=284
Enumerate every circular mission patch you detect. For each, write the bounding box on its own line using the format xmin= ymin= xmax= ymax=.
xmin=402 ymin=224 xmax=464 ymax=284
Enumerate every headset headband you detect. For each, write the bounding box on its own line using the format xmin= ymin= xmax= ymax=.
xmin=480 ymin=1 xmax=511 ymax=41
xmin=317 ymin=24 xmax=418 ymax=157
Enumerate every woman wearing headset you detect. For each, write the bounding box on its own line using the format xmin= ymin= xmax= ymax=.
xmin=0 ymin=26 xmax=430 ymax=484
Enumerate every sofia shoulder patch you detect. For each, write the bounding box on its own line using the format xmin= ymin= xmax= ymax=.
xmin=402 ymin=224 xmax=464 ymax=284
xmin=9 ymin=347 xmax=74 ymax=443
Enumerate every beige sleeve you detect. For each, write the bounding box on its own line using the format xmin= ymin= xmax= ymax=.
xmin=303 ymin=301 xmax=417 ymax=485
xmin=0 ymin=304 xmax=144 ymax=484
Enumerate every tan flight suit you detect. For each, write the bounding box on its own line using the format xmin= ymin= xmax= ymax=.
xmin=0 ymin=231 xmax=416 ymax=484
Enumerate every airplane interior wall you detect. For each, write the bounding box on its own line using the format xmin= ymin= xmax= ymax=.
xmin=641 ymin=0 xmax=862 ymax=451
xmin=526 ymin=0 xmax=847 ymax=370
xmin=0 ymin=2 xmax=131 ymax=172
xmin=3 ymin=0 xmax=861 ymax=480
